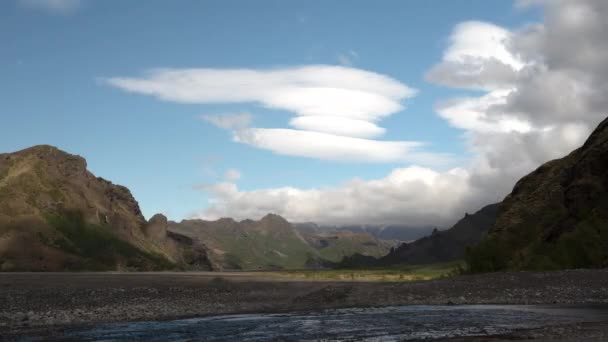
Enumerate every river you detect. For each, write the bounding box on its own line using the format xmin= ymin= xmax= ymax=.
xmin=24 ymin=305 xmax=608 ymax=341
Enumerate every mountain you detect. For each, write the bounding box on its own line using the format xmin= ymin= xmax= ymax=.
xmin=467 ymin=117 xmax=608 ymax=272
xmin=170 ymin=215 xmax=393 ymax=270
xmin=169 ymin=214 xmax=320 ymax=270
xmin=0 ymin=145 xmax=210 ymax=271
xmin=294 ymin=222 xmax=436 ymax=243
xmin=295 ymin=226 xmax=394 ymax=262
xmin=378 ymin=204 xmax=500 ymax=266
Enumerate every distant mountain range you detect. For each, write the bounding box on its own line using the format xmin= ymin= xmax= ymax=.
xmin=170 ymin=216 xmax=392 ymax=270
xmin=294 ymin=222 xmax=437 ymax=243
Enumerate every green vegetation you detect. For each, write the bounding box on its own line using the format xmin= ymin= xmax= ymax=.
xmin=263 ymin=261 xmax=463 ymax=282
xmin=205 ymin=228 xmax=316 ymax=270
xmin=313 ymin=237 xmax=390 ymax=262
xmin=45 ymin=210 xmax=174 ymax=271
xmin=466 ymin=212 xmax=608 ymax=272
xmin=465 ymin=237 xmax=511 ymax=273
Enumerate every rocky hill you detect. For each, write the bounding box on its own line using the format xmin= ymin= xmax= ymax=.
xmin=0 ymin=145 xmax=209 ymax=271
xmin=467 ymin=117 xmax=608 ymax=272
xmin=378 ymin=203 xmax=499 ymax=265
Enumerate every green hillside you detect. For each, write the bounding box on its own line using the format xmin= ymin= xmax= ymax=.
xmin=467 ymin=117 xmax=608 ymax=272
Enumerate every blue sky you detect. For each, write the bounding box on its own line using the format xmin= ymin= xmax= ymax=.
xmin=1 ymin=0 xmax=546 ymax=223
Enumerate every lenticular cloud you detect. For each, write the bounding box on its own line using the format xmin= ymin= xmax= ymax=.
xmin=105 ymin=65 xmax=436 ymax=163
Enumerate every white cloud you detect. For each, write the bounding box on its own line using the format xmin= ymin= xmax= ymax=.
xmin=105 ymin=65 xmax=442 ymax=164
xmin=18 ymin=0 xmax=80 ymax=13
xmin=195 ymin=166 xmax=475 ymax=227
xmin=196 ymin=0 xmax=608 ymax=226
xmin=289 ymin=116 xmax=385 ymax=138
xmin=105 ymin=66 xmax=414 ymax=119
xmin=110 ymin=1 xmax=608 ymax=226
xmin=426 ymin=21 xmax=525 ymax=91
xmin=202 ymin=112 xmax=251 ymax=130
xmin=233 ymin=128 xmax=441 ymax=164
xmin=443 ymin=21 xmax=524 ymax=70
xmin=435 ymin=89 xmax=533 ymax=133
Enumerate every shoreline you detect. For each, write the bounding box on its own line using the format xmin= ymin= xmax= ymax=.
xmin=2 ymin=269 xmax=608 ymax=339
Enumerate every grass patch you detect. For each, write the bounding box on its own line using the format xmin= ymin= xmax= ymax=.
xmin=260 ymin=261 xmax=463 ymax=282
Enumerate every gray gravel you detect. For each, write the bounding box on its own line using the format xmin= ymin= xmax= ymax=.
xmin=1 ymin=269 xmax=608 ymax=340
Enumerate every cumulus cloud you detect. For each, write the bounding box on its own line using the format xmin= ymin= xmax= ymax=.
xmin=18 ymin=0 xmax=81 ymax=13
xmin=197 ymin=166 xmax=475 ymax=226
xmin=426 ymin=21 xmax=524 ymax=91
xmin=105 ymin=65 xmax=440 ymax=163
xmin=194 ymin=0 xmax=608 ymax=226
xmin=425 ymin=0 xmax=608 ymax=223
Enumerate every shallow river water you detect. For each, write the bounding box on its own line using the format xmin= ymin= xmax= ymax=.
xmin=27 ymin=305 xmax=608 ymax=341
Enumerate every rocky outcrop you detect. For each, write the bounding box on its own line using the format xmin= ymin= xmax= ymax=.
xmin=144 ymin=214 xmax=213 ymax=271
xmin=144 ymin=214 xmax=169 ymax=242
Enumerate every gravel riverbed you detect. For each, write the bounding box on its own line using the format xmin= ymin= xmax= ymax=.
xmin=1 ymin=269 xmax=608 ymax=340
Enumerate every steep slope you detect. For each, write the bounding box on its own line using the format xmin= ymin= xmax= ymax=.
xmin=169 ymin=214 xmax=322 ymax=270
xmin=378 ymin=203 xmax=500 ymax=266
xmin=0 ymin=145 xmax=204 ymax=271
xmin=467 ymin=117 xmax=608 ymax=272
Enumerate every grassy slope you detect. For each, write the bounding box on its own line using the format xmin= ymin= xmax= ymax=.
xmin=172 ymin=218 xmax=395 ymax=271
xmin=45 ymin=211 xmax=174 ymax=271
xmin=314 ymin=235 xmax=392 ymax=262
xmin=170 ymin=220 xmax=319 ymax=270
xmin=209 ymin=227 xmax=317 ymax=270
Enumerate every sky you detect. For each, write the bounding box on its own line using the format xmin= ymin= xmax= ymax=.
xmin=2 ymin=0 xmax=607 ymax=227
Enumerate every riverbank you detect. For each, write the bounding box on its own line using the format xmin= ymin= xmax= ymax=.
xmin=2 ymin=269 xmax=608 ymax=339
